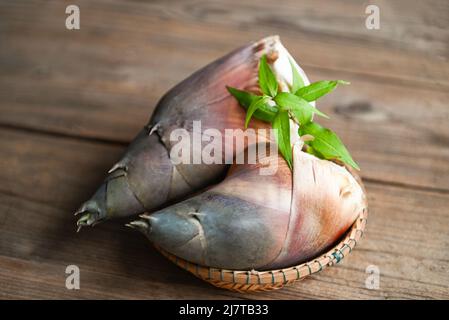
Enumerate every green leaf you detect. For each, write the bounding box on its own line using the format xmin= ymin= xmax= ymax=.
xmin=295 ymin=80 xmax=349 ymax=102
xmin=227 ymin=86 xmax=257 ymax=108
xmin=272 ymin=111 xmax=292 ymax=169
xmin=274 ymin=92 xmax=329 ymax=125
xmin=299 ymin=122 xmax=360 ymax=170
xmin=245 ymin=96 xmax=271 ymax=128
xmin=289 ymin=57 xmax=304 ymax=93
xmin=226 ymin=86 xmax=277 ymax=122
xmin=258 ymin=55 xmax=278 ymax=97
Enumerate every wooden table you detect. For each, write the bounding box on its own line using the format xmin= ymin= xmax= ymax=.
xmin=1 ymin=0 xmax=448 ymax=299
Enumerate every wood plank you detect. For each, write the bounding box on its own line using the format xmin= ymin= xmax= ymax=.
xmin=132 ymin=0 xmax=449 ymax=57
xmin=1 ymin=0 xmax=447 ymax=88
xmin=1 ymin=1 xmax=448 ymax=190
xmin=0 ymin=127 xmax=448 ymax=299
xmin=0 ymin=256 xmax=241 ymax=299
xmin=1 ymin=64 xmax=449 ymax=191
xmin=0 ymin=128 xmax=123 ymax=209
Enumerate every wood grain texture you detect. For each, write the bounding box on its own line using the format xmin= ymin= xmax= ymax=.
xmin=0 ymin=128 xmax=448 ymax=299
xmin=1 ymin=0 xmax=448 ymax=191
xmin=0 ymin=0 xmax=448 ymax=299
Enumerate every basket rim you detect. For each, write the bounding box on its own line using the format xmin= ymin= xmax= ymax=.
xmin=155 ymin=205 xmax=368 ymax=286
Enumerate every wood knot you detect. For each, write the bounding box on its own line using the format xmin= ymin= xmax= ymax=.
xmin=335 ymin=101 xmax=372 ymax=114
xmin=334 ymin=101 xmax=386 ymax=121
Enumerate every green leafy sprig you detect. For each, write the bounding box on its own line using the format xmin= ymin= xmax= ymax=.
xmin=227 ymin=55 xmax=359 ymax=170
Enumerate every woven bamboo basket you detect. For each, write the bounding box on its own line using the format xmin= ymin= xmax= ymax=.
xmin=155 ymin=168 xmax=368 ymax=293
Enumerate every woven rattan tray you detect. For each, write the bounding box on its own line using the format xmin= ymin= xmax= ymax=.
xmin=153 ymin=166 xmax=367 ymax=293
xmin=155 ymin=205 xmax=367 ymax=293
